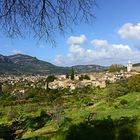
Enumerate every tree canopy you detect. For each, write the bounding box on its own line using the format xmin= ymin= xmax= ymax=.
xmin=0 ymin=0 xmax=96 ymax=44
xmin=108 ymin=64 xmax=126 ymax=72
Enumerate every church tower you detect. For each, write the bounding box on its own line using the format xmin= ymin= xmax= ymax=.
xmin=127 ymin=60 xmax=133 ymax=72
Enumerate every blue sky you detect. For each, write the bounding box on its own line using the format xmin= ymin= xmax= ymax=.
xmin=0 ymin=0 xmax=140 ymax=66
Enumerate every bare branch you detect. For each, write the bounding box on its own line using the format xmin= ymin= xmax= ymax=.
xmin=0 ymin=0 xmax=96 ymax=45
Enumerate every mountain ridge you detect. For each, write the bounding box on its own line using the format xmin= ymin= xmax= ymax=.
xmin=0 ymin=54 xmax=107 ymax=75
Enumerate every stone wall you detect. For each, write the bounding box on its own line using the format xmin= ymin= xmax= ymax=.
xmin=133 ymin=67 xmax=140 ymax=72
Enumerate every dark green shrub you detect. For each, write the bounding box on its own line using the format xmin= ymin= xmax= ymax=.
xmin=120 ymin=99 xmax=128 ymax=106
xmin=82 ymin=98 xmax=94 ymax=106
xmin=109 ymin=64 xmax=126 ymax=72
xmin=70 ymin=68 xmax=75 ymax=80
xmin=79 ymin=75 xmax=90 ymax=81
xmin=0 ymin=125 xmax=16 ymax=140
xmin=128 ymin=74 xmax=140 ymax=92
xmin=66 ymin=116 xmax=138 ymax=140
xmin=107 ymin=78 xmax=129 ymax=100
xmin=25 ymin=106 xmax=38 ymax=113
xmin=7 ymin=108 xmax=19 ymax=121
xmin=24 ymin=111 xmax=52 ymax=130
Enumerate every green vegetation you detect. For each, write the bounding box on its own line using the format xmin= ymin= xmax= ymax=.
xmin=0 ymin=74 xmax=140 ymax=139
xmin=79 ymin=74 xmax=90 ymax=81
xmin=128 ymin=74 xmax=140 ymax=92
xmin=65 ymin=73 xmax=69 ymax=79
xmin=70 ymin=68 xmax=75 ymax=80
xmin=46 ymin=75 xmax=57 ymax=90
xmin=109 ymin=64 xmax=126 ymax=72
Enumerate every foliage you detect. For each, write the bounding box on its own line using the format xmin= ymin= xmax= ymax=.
xmin=46 ymin=75 xmax=57 ymax=90
xmin=109 ymin=64 xmax=126 ymax=72
xmin=128 ymin=74 xmax=140 ymax=92
xmin=66 ymin=73 xmax=69 ymax=79
xmin=7 ymin=107 xmax=19 ymax=121
xmin=0 ymin=125 xmax=16 ymax=140
xmin=0 ymin=0 xmax=96 ymax=44
xmin=79 ymin=74 xmax=90 ymax=81
xmin=0 ymin=92 xmax=14 ymax=101
xmin=70 ymin=68 xmax=75 ymax=80
xmin=82 ymin=97 xmax=94 ymax=106
xmin=66 ymin=116 xmax=138 ymax=140
xmin=0 ymin=83 xmax=2 ymax=92
xmin=120 ymin=99 xmax=128 ymax=106
xmin=106 ymin=78 xmax=129 ymax=100
xmin=0 ymin=76 xmax=140 ymax=139
xmin=24 ymin=111 xmax=52 ymax=131
xmin=46 ymin=75 xmax=57 ymax=83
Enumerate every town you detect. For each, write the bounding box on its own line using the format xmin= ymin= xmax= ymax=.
xmin=0 ymin=61 xmax=139 ymax=95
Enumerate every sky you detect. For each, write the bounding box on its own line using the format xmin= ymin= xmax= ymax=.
xmin=0 ymin=0 xmax=140 ymax=66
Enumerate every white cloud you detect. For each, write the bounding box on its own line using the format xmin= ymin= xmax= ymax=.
xmin=118 ymin=23 xmax=140 ymax=40
xmin=54 ymin=55 xmax=63 ymax=65
xmin=54 ymin=36 xmax=140 ymax=66
xmin=69 ymin=45 xmax=85 ymax=56
xmin=67 ymin=34 xmax=87 ymax=45
xmin=12 ymin=49 xmax=23 ymax=54
xmin=91 ymin=39 xmax=108 ymax=47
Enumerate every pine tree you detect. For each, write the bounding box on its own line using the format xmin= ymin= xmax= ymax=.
xmin=71 ymin=68 xmax=75 ymax=80
xmin=66 ymin=73 xmax=69 ymax=79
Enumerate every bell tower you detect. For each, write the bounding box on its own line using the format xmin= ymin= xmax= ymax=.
xmin=127 ymin=60 xmax=133 ymax=72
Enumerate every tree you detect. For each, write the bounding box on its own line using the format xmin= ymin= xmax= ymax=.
xmin=0 ymin=83 xmax=2 ymax=93
xmin=46 ymin=75 xmax=57 ymax=90
xmin=70 ymin=68 xmax=75 ymax=80
xmin=79 ymin=74 xmax=90 ymax=81
xmin=109 ymin=64 xmax=126 ymax=72
xmin=0 ymin=0 xmax=96 ymax=44
xmin=66 ymin=73 xmax=69 ymax=79
xmin=128 ymin=74 xmax=140 ymax=92
xmin=107 ymin=79 xmax=129 ymax=100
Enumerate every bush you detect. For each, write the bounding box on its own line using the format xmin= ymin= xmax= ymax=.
xmin=25 ymin=105 xmax=38 ymax=113
xmin=120 ymin=99 xmax=128 ymax=106
xmin=0 ymin=125 xmax=16 ymax=140
xmin=107 ymin=84 xmax=127 ymax=100
xmin=128 ymin=74 xmax=140 ymax=92
xmin=82 ymin=98 xmax=94 ymax=106
xmin=107 ymin=79 xmax=129 ymax=100
xmin=79 ymin=75 xmax=90 ymax=81
xmin=109 ymin=64 xmax=126 ymax=72
xmin=66 ymin=117 xmax=138 ymax=140
xmin=7 ymin=108 xmax=19 ymax=121
xmin=24 ymin=111 xmax=52 ymax=130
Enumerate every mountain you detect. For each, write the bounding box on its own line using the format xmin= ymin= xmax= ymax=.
xmin=0 ymin=54 xmax=68 ymax=75
xmin=133 ymin=63 xmax=140 ymax=67
xmin=0 ymin=55 xmax=12 ymax=63
xmin=0 ymin=54 xmax=107 ymax=75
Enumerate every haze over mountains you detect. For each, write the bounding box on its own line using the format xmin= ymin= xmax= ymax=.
xmin=0 ymin=54 xmax=107 ymax=75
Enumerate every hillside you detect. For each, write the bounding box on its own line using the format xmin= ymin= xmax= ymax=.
xmin=0 ymin=54 xmax=107 ymax=75
xmin=0 ymin=75 xmax=140 ymax=139
xmin=73 ymin=64 xmax=107 ymax=73
xmin=133 ymin=63 xmax=140 ymax=67
xmin=0 ymin=54 xmax=69 ymax=75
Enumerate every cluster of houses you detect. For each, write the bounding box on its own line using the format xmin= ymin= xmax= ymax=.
xmin=49 ymin=71 xmax=137 ymax=90
xmin=48 ymin=61 xmax=140 ymax=89
xmin=0 ymin=61 xmax=140 ymax=94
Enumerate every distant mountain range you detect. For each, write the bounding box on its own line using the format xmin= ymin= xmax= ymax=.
xmin=133 ymin=63 xmax=140 ymax=67
xmin=0 ymin=54 xmax=107 ymax=75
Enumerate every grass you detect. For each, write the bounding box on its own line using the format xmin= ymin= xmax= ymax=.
xmin=0 ymin=88 xmax=140 ymax=139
